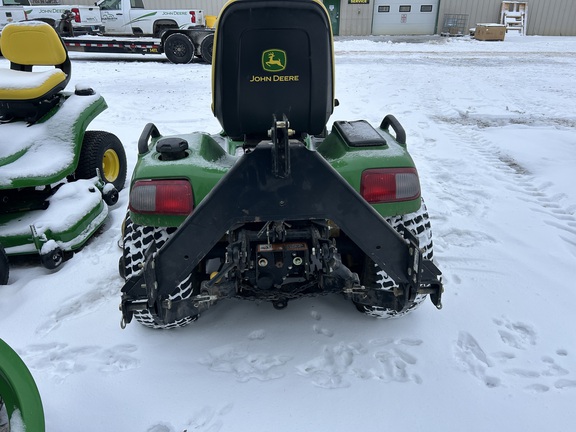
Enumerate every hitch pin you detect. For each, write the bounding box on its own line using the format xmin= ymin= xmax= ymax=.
xmin=193 ymin=294 xmax=218 ymax=307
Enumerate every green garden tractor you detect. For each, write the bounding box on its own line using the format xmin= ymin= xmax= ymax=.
xmin=0 ymin=21 xmax=127 ymax=281
xmin=119 ymin=0 xmax=443 ymax=329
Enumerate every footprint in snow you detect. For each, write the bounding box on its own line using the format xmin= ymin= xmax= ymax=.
xmin=198 ymin=344 xmax=291 ymax=382
xmin=18 ymin=342 xmax=139 ymax=382
xmin=454 ymin=331 xmax=500 ymax=388
xmin=313 ymin=324 xmax=334 ymax=338
xmin=247 ymin=329 xmax=266 ymax=340
xmin=147 ymin=404 xmax=233 ymax=432
xmin=455 ymin=319 xmax=575 ymax=392
xmin=493 ymin=317 xmax=537 ymax=350
xmin=297 ymin=338 xmax=423 ymax=388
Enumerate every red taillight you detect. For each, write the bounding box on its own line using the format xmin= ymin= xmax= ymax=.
xmin=360 ymin=168 xmax=420 ymax=204
xmin=129 ymin=180 xmax=193 ymax=216
xmin=72 ymin=8 xmax=81 ymax=23
xmin=189 ymin=11 xmax=196 ymax=23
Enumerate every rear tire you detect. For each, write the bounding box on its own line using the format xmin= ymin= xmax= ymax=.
xmin=164 ymin=33 xmax=195 ymax=64
xmin=121 ymin=214 xmax=198 ymax=329
xmin=77 ymin=131 xmax=127 ymax=191
xmin=355 ymin=199 xmax=434 ymax=318
xmin=0 ymin=245 xmax=9 ymax=285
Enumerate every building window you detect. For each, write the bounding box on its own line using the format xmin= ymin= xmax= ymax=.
xmin=378 ymin=5 xmax=390 ymax=12
xmin=421 ymin=5 xmax=433 ymax=12
xmin=399 ymin=5 xmax=411 ymax=13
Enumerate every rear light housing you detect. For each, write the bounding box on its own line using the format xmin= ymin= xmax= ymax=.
xmin=71 ymin=8 xmax=81 ymax=23
xmin=189 ymin=11 xmax=196 ymax=23
xmin=360 ymin=168 xmax=420 ymax=204
xmin=129 ymin=179 xmax=193 ymax=216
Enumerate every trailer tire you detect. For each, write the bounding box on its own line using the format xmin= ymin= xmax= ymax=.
xmin=121 ymin=214 xmax=198 ymax=329
xmin=200 ymin=34 xmax=214 ymax=64
xmin=164 ymin=33 xmax=195 ymax=64
xmin=355 ymin=199 xmax=434 ymax=318
xmin=0 ymin=245 xmax=9 ymax=285
xmin=77 ymin=131 xmax=127 ymax=191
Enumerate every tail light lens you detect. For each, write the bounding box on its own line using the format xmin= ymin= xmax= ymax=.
xmin=360 ymin=168 xmax=420 ymax=204
xmin=190 ymin=11 xmax=196 ymax=23
xmin=130 ymin=180 xmax=193 ymax=215
xmin=72 ymin=8 xmax=81 ymax=23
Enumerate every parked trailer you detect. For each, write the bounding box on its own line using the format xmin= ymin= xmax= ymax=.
xmin=63 ymin=28 xmax=215 ymax=64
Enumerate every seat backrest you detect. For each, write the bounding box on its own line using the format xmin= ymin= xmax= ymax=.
xmin=212 ymin=0 xmax=334 ymax=140
xmin=0 ymin=21 xmax=70 ymax=75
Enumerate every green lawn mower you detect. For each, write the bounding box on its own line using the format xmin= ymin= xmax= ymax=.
xmin=0 ymin=338 xmax=45 ymax=432
xmin=119 ymin=0 xmax=443 ymax=329
xmin=0 ymin=21 xmax=127 ymax=280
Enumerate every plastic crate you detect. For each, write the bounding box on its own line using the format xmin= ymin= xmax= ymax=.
xmin=441 ymin=14 xmax=469 ymax=36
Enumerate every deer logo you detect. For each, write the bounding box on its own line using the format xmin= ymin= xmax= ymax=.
xmin=262 ymin=49 xmax=287 ymax=72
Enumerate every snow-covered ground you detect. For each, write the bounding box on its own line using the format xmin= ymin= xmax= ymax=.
xmin=1 ymin=33 xmax=576 ymax=431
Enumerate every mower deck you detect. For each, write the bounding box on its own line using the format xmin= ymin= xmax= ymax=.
xmin=0 ymin=179 xmax=108 ymax=255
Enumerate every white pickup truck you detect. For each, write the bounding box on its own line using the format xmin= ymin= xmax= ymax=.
xmin=62 ymin=0 xmax=213 ymax=64
xmin=0 ymin=0 xmax=101 ymax=34
xmin=97 ymin=0 xmax=205 ymax=37
xmin=1 ymin=0 xmax=213 ymax=64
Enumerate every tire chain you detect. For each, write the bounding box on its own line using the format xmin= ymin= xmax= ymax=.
xmin=361 ymin=200 xmax=434 ymax=318
xmin=122 ymin=215 xmax=196 ymax=329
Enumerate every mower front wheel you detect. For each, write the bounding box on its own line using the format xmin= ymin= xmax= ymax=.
xmin=40 ymin=246 xmax=64 ymax=270
xmin=0 ymin=245 xmax=9 ymax=285
xmin=77 ymin=131 xmax=127 ymax=191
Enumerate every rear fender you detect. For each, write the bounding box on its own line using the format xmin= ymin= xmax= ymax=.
xmin=0 ymin=339 xmax=45 ymax=432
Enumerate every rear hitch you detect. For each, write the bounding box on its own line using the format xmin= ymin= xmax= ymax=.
xmin=119 ymin=115 xmax=444 ymax=325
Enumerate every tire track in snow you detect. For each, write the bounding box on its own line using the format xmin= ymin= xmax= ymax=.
xmin=406 ymin=67 xmax=576 ymax=392
xmin=450 ymin=124 xmax=576 ymax=257
xmin=35 ymin=280 xmax=120 ymax=336
xmin=405 ymin=68 xmax=576 ymax=260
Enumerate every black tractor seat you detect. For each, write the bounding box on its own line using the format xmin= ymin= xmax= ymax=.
xmin=211 ymin=0 xmax=335 ymax=141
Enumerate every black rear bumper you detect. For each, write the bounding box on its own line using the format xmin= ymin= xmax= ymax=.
xmin=120 ymin=135 xmax=443 ymax=325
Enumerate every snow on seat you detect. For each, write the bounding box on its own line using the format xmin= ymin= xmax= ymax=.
xmin=0 ymin=69 xmax=68 ymax=100
xmin=0 ymin=21 xmax=71 ymax=123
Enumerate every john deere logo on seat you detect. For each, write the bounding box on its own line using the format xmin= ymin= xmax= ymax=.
xmin=262 ymin=49 xmax=286 ymax=72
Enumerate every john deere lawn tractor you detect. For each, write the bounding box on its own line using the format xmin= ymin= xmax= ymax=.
xmin=119 ymin=0 xmax=443 ymax=329
xmin=0 ymin=338 xmax=45 ymax=432
xmin=0 ymin=21 xmax=127 ymax=280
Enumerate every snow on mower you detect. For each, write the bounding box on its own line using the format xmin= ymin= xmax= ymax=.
xmin=119 ymin=0 xmax=443 ymax=330
xmin=0 ymin=21 xmax=127 ymax=280
xmin=0 ymin=338 xmax=45 ymax=432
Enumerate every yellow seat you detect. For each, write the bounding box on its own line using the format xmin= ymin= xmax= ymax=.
xmin=0 ymin=21 xmax=71 ymax=123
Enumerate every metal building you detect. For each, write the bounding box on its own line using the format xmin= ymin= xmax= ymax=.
xmin=69 ymin=0 xmax=576 ymax=36
xmin=438 ymin=0 xmax=576 ymax=36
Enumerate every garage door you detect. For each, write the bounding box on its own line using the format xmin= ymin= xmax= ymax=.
xmin=372 ymin=1 xmax=439 ymax=35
